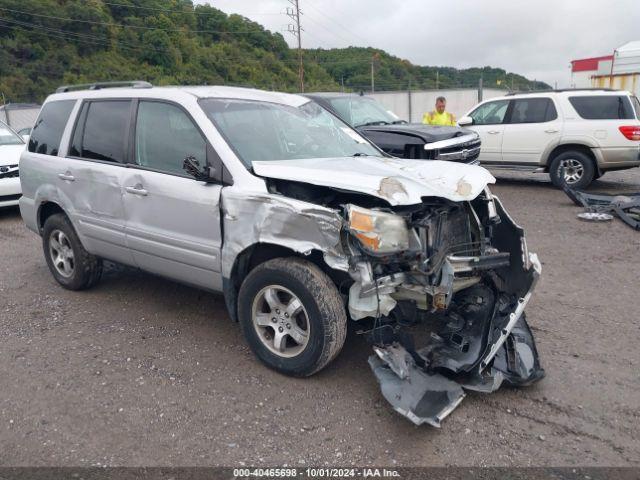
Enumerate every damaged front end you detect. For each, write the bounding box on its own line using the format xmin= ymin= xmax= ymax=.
xmin=343 ymin=188 xmax=544 ymax=427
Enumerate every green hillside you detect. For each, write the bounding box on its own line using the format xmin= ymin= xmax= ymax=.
xmin=0 ymin=0 xmax=549 ymax=103
xmin=305 ymin=47 xmax=551 ymax=92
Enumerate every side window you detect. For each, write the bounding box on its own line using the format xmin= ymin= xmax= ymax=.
xmin=28 ymin=100 xmax=75 ymax=155
xmin=569 ymin=96 xmax=635 ymax=120
xmin=135 ymin=101 xmax=207 ymax=176
xmin=70 ymin=100 xmax=131 ymax=163
xmin=509 ymin=98 xmax=557 ymax=124
xmin=469 ymin=100 xmax=509 ymax=125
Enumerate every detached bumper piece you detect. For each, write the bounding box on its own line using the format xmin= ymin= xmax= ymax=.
xmin=368 ymin=254 xmax=544 ymax=427
xmin=563 ymin=186 xmax=640 ymax=231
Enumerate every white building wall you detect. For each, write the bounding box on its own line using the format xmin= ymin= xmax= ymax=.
xmin=613 ymin=41 xmax=640 ymax=75
xmin=570 ymin=70 xmax=596 ymax=89
xmin=366 ymin=88 xmax=506 ymax=123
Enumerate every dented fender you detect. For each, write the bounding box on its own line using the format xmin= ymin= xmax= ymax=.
xmin=220 ymin=186 xmax=349 ymax=278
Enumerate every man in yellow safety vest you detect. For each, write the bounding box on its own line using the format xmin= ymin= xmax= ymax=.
xmin=423 ymin=96 xmax=456 ymax=126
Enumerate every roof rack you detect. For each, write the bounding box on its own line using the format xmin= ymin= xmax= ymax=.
xmin=505 ymin=88 xmax=617 ymax=96
xmin=56 ymin=81 xmax=153 ymax=94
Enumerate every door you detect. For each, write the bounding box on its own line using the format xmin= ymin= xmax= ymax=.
xmin=122 ymin=100 xmax=224 ymax=291
xmin=64 ymin=99 xmax=134 ymax=265
xmin=467 ymin=99 xmax=510 ymax=163
xmin=501 ymin=97 xmax=562 ymax=165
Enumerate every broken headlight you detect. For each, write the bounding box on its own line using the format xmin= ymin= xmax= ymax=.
xmin=347 ymin=204 xmax=410 ymax=253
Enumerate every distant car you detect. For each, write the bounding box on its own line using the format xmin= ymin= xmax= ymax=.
xmin=305 ymin=93 xmax=481 ymax=164
xmin=0 ymin=121 xmax=23 ymax=208
xmin=459 ymin=89 xmax=640 ymax=189
xmin=17 ymin=127 xmax=31 ymax=142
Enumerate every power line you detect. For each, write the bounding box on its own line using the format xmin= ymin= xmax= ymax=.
xmin=0 ymin=16 xmax=171 ymax=54
xmin=300 ymin=11 xmax=355 ymax=45
xmin=101 ymin=1 xmax=282 ymax=17
xmin=0 ymin=6 xmax=278 ymax=35
xmin=304 ymin=1 xmax=369 ymax=45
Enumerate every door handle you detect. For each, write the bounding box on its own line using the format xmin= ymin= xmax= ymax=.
xmin=544 ymin=129 xmax=559 ymax=133
xmin=487 ymin=130 xmax=501 ymax=134
xmin=125 ymin=185 xmax=148 ymax=196
xmin=57 ymin=172 xmax=75 ymax=182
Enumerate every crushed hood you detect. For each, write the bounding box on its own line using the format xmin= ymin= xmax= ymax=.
xmin=357 ymin=124 xmax=472 ymax=143
xmin=0 ymin=144 xmax=25 ymax=166
xmin=252 ymin=157 xmax=495 ymax=205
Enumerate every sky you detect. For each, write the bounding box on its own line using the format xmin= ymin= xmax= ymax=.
xmin=198 ymin=0 xmax=639 ymax=88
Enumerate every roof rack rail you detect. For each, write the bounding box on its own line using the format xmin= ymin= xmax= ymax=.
xmin=505 ymin=87 xmax=618 ymax=96
xmin=56 ymin=81 xmax=153 ymax=94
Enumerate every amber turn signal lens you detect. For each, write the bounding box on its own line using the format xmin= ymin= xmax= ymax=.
xmin=354 ymin=232 xmax=380 ymax=250
xmin=349 ymin=209 xmax=374 ymax=232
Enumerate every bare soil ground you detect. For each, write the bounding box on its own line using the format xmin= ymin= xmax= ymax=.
xmin=0 ymin=168 xmax=639 ymax=467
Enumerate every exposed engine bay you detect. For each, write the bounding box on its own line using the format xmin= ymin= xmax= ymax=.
xmin=265 ymin=176 xmax=544 ymax=427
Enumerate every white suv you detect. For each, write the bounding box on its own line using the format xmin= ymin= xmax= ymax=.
xmin=459 ymin=89 xmax=640 ymax=189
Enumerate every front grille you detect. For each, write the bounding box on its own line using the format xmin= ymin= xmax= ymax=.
xmin=0 ymin=194 xmax=21 ymax=202
xmin=435 ymin=138 xmax=482 ymax=163
xmin=0 ymin=164 xmax=19 ymax=179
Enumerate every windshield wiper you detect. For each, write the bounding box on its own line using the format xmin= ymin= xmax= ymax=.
xmin=355 ymin=121 xmax=390 ymax=127
xmin=391 ymin=120 xmax=408 ymax=124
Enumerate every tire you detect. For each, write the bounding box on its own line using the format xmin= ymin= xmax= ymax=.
xmin=42 ymin=213 xmax=103 ymax=290
xmin=237 ymin=257 xmax=347 ymax=377
xmin=549 ymin=150 xmax=595 ymax=190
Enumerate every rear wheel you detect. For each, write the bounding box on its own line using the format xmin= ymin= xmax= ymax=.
xmin=42 ymin=214 xmax=103 ymax=290
xmin=238 ymin=257 xmax=347 ymax=377
xmin=549 ymin=151 xmax=595 ymax=189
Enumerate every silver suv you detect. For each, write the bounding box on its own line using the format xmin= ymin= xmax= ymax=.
xmin=20 ymin=82 xmax=544 ymax=426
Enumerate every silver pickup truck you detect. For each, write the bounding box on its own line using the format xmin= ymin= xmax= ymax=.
xmin=19 ymin=82 xmax=543 ymax=427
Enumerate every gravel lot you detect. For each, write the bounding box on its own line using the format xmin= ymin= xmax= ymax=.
xmin=1 ymin=168 xmax=639 ymax=467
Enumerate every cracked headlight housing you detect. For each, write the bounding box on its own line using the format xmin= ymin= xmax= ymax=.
xmin=347 ymin=204 xmax=410 ymax=253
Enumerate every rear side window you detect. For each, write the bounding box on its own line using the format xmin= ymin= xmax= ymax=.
xmin=509 ymin=98 xmax=557 ymax=123
xmin=569 ymin=96 xmax=635 ymax=120
xmin=28 ymin=100 xmax=75 ymax=155
xmin=70 ymin=100 xmax=131 ymax=163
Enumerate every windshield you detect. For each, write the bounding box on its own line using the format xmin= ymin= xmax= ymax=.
xmin=0 ymin=122 xmax=24 ymax=146
xmin=200 ymin=99 xmax=382 ymax=166
xmin=327 ymin=97 xmax=403 ymax=127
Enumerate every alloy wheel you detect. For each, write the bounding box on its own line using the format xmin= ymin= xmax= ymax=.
xmin=49 ymin=229 xmax=75 ymax=278
xmin=558 ymin=159 xmax=584 ymax=185
xmin=251 ymin=285 xmax=310 ymax=358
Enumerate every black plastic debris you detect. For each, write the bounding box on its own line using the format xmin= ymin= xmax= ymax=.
xmin=563 ymin=185 xmax=640 ymax=230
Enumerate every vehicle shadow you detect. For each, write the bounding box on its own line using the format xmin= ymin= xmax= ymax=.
xmin=0 ymin=205 xmax=21 ymax=221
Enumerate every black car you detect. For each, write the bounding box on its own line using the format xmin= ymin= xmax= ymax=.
xmin=305 ymin=93 xmax=481 ymax=164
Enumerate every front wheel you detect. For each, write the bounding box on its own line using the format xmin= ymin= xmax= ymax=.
xmin=237 ymin=257 xmax=347 ymax=377
xmin=549 ymin=151 xmax=595 ymax=190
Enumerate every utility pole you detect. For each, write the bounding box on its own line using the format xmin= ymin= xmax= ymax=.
xmin=407 ymin=78 xmax=412 ymax=122
xmin=370 ymin=52 xmax=380 ymax=93
xmin=371 ymin=58 xmax=375 ymax=93
xmin=286 ymin=0 xmax=304 ymax=92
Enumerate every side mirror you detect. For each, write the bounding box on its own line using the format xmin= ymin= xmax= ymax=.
xmin=458 ymin=116 xmax=474 ymax=126
xmin=183 ymin=155 xmax=215 ymax=182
